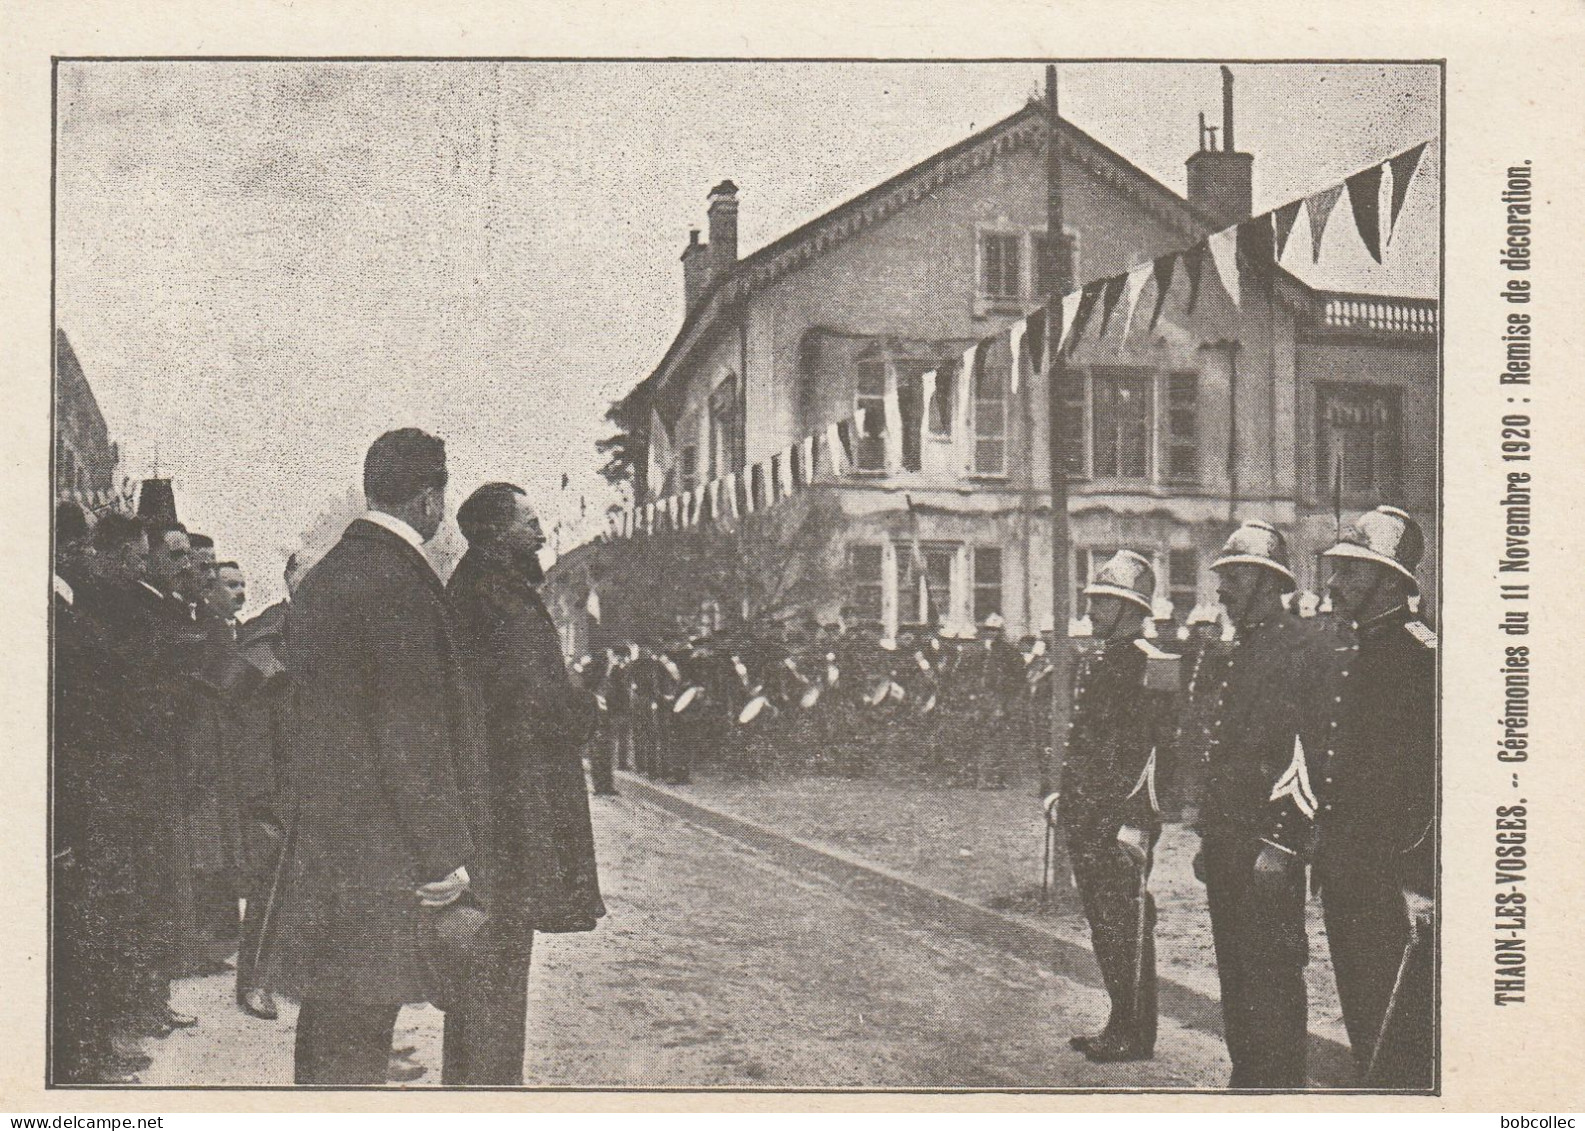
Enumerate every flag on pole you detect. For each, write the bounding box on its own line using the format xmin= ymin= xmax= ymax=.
xmin=1387 ymin=141 xmax=1428 ymax=245
xmin=1346 ymin=163 xmax=1385 ymax=263
xmin=1305 ymin=184 xmax=1345 ymax=264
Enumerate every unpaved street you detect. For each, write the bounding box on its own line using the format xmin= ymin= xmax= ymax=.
xmin=142 ymin=795 xmax=1230 ymax=1089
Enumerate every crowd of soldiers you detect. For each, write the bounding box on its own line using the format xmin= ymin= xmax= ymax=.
xmin=50 ymin=483 xmax=301 ymax=1084
xmin=569 ymin=608 xmax=1048 ymax=791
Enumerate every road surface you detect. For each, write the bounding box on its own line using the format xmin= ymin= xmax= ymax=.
xmin=141 ymin=794 xmax=1230 ymax=1089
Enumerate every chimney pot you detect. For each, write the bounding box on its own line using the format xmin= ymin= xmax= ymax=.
xmin=1186 ymin=67 xmax=1252 ymax=227
xmin=707 ymin=180 xmax=739 ymax=279
xmin=681 ymin=226 xmax=710 ymax=314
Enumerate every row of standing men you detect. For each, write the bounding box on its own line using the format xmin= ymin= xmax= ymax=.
xmin=1055 ymin=508 xmax=1434 ymax=1090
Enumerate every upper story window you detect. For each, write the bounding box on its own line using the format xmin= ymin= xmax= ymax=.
xmin=1316 ymin=383 xmax=1402 ymax=500
xmin=1165 ymin=374 xmax=1200 ymax=484
xmin=979 ymin=231 xmax=1022 ymax=304
xmin=1092 ymin=369 xmax=1152 ymax=480
xmin=854 ymin=365 xmax=888 ymax=472
xmin=855 ymin=350 xmax=938 ymax=473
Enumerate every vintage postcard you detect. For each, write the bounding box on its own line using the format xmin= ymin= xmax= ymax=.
xmin=2 ymin=0 xmax=1582 ymax=1115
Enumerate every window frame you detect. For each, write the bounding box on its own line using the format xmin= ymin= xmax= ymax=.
xmin=847 ymin=543 xmax=886 ymax=622
xmin=971 ymin=357 xmax=1010 ymax=477
xmin=1314 ymin=381 xmax=1404 ymax=503
xmin=972 ymin=544 xmax=1004 ymax=625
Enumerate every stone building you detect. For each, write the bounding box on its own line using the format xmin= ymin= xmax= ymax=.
xmin=600 ymin=77 xmax=1437 ymax=640
xmin=54 ymin=329 xmax=121 ymax=509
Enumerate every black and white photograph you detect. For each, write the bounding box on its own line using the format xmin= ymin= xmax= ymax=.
xmin=47 ymin=57 xmax=1441 ymax=1093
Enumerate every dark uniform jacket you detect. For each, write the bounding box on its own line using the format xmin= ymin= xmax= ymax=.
xmin=1310 ymin=610 xmax=1436 ymax=895
xmin=447 ymin=550 xmax=605 ymax=933
xmin=1195 ymin=612 xmax=1341 ymax=847
xmin=1059 ymin=638 xmax=1175 ymax=843
xmin=271 ymin=519 xmax=488 ymax=1005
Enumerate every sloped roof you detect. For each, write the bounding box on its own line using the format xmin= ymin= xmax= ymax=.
xmin=622 ymin=100 xmax=1231 ymax=419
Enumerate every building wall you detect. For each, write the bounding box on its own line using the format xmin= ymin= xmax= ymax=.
xmin=54 ymin=331 xmax=119 ymax=501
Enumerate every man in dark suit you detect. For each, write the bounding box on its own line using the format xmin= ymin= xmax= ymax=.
xmin=444 ymin=482 xmax=604 ymax=1086
xmin=270 ymin=428 xmax=488 ymax=1085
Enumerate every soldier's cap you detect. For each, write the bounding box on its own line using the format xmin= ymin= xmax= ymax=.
xmin=1322 ymin=504 xmax=1424 ymax=587
xmin=1211 ymin=519 xmax=1297 ymax=591
xmin=1082 ymin=549 xmax=1156 ymax=614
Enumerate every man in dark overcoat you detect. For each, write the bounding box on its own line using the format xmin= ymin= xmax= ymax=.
xmin=269 ymin=428 xmax=488 ymax=1085
xmin=444 ymin=482 xmax=604 ymax=1086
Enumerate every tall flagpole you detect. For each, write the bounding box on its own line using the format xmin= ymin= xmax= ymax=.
xmin=1043 ymin=64 xmax=1075 ymax=810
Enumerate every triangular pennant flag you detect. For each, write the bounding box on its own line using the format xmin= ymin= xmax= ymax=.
xmin=882 ymin=356 xmax=905 ymax=472
xmin=1059 ymin=289 xmax=1081 ymax=352
xmin=1305 ymin=184 xmax=1344 ymax=264
xmin=956 ymin=341 xmax=978 ymax=441
xmin=1097 ymin=273 xmax=1128 ymax=337
xmin=1237 ymin=216 xmax=1274 ymax=282
xmin=1007 ymin=314 xmax=1027 ymax=394
xmin=1346 ymin=163 xmax=1385 ymax=263
xmin=1207 ymin=227 xmax=1240 ymax=308
xmin=769 ymin=452 xmax=784 ymax=501
xmin=836 ymin=419 xmax=855 ymax=468
xmin=1272 ymin=200 xmax=1303 ymax=261
xmin=1387 ymin=141 xmax=1428 ymax=245
xmin=749 ymin=464 xmax=765 ymax=513
xmin=1181 ymin=240 xmax=1209 ymax=315
xmin=826 ymin=422 xmax=845 ymax=474
xmin=586 ymin=588 xmax=602 ymax=621
xmin=1025 ymin=304 xmax=1048 ymax=385
xmin=801 ymin=436 xmax=815 ymax=487
xmin=788 ymin=441 xmax=803 ymax=489
xmin=1118 ymin=261 xmax=1153 ymax=343
xmin=921 ymin=369 xmax=937 ymax=430
xmin=1148 ymin=251 xmax=1177 ymax=331
xmin=1065 ymin=282 xmax=1103 ymax=355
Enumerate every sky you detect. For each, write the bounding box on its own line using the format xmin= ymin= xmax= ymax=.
xmin=55 ymin=61 xmax=1440 ymax=612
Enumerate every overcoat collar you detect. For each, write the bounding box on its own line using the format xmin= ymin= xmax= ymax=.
xmin=343 ymin=517 xmax=446 ymax=599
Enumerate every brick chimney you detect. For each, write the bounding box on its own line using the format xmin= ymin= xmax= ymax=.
xmin=681 ymin=228 xmax=710 ymax=314
xmin=707 ymin=180 xmax=739 ymax=281
xmin=1185 ymin=66 xmax=1253 ymax=228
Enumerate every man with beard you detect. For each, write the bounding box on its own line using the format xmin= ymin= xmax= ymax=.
xmin=444 ymin=482 xmax=604 ymax=1085
xmin=1195 ymin=520 xmax=1338 ymax=1089
xmin=1307 ymin=506 xmax=1435 ymax=1088
xmin=271 ymin=428 xmax=488 ymax=1085
xmin=1059 ymin=551 xmax=1177 ymax=1063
